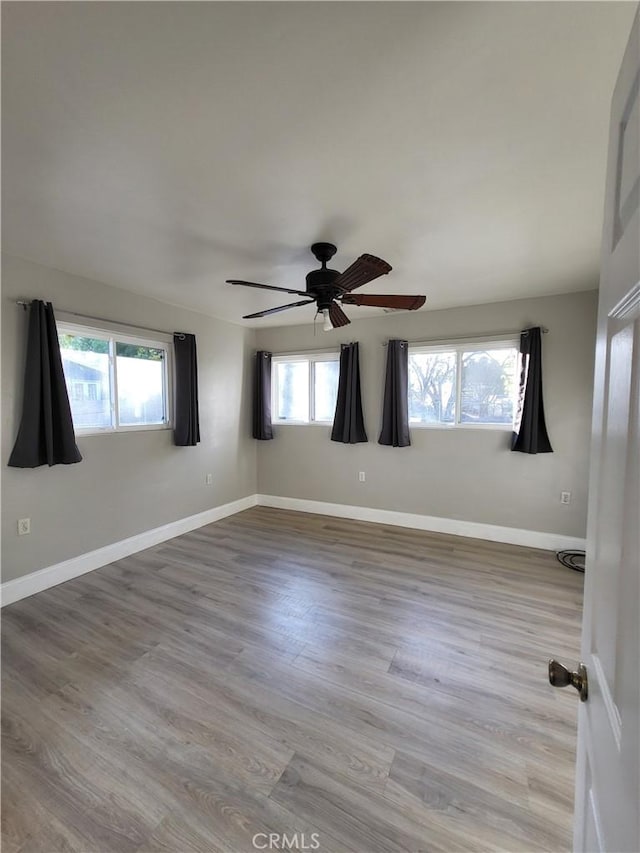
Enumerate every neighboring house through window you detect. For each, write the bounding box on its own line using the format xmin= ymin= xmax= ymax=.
xmin=58 ymin=323 xmax=171 ymax=433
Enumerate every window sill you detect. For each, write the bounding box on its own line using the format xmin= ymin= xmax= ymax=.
xmin=75 ymin=424 xmax=172 ymax=436
xmin=272 ymin=421 xmax=333 ymax=427
xmin=409 ymin=422 xmax=514 ymax=431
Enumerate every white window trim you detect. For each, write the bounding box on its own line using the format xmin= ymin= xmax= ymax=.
xmin=271 ymin=351 xmax=340 ymax=425
xmin=58 ymin=321 xmax=173 ymax=435
xmin=408 ymin=338 xmax=519 ymax=431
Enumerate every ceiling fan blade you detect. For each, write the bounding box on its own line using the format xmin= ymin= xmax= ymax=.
xmin=341 ymin=294 xmax=426 ymax=310
xmin=329 ymin=302 xmax=351 ymax=328
xmin=242 ymin=299 xmax=315 ymax=320
xmin=331 ymin=254 xmax=392 ymax=292
xmin=227 ymin=280 xmax=309 ymax=297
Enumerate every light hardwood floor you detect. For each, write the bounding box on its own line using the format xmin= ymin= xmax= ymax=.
xmin=2 ymin=507 xmax=584 ymax=853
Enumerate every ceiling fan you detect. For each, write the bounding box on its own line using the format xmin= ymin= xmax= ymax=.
xmin=227 ymin=242 xmax=426 ymax=330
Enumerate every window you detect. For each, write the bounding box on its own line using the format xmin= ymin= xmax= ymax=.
xmin=272 ymin=352 xmax=340 ymax=424
xmin=58 ymin=324 xmax=171 ymax=433
xmin=408 ymin=340 xmax=518 ymax=428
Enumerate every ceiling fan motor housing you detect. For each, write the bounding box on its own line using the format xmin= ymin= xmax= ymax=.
xmin=306 ymin=267 xmax=341 ymax=309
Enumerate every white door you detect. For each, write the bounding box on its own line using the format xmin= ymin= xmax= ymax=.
xmin=569 ymin=7 xmax=640 ymax=852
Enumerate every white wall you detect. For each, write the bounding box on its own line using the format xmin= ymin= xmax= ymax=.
xmin=1 ymin=254 xmax=257 ymax=582
xmin=255 ymin=290 xmax=597 ymax=540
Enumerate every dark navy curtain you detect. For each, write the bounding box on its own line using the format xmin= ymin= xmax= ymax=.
xmin=173 ymin=333 xmax=200 ymax=446
xmin=253 ymin=351 xmax=273 ymax=440
xmin=331 ymin=342 xmax=367 ymax=444
xmin=8 ymin=300 xmax=82 ymax=468
xmin=512 ymin=327 xmax=553 ymax=454
xmin=378 ymin=339 xmax=411 ymax=447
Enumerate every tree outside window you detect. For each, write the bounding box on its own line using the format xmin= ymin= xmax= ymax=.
xmin=408 ymin=343 xmax=517 ymax=427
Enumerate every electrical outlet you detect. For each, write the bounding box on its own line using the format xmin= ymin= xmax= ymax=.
xmin=206 ymin=474 xmax=213 ymax=485
xmin=359 ymin=471 xmax=366 ymax=482
xmin=560 ymin=491 xmax=571 ymax=505
xmin=17 ymin=518 xmax=31 ymax=536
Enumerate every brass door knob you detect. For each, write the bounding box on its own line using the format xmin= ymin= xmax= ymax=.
xmin=548 ymin=659 xmax=588 ymax=701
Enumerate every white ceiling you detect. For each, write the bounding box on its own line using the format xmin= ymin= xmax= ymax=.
xmin=2 ymin=2 xmax=635 ymax=327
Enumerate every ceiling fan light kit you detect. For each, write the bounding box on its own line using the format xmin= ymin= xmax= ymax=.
xmin=227 ymin=243 xmax=427 ymax=330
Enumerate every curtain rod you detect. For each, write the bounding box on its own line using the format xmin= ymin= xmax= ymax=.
xmin=264 ymin=343 xmax=356 ymax=356
xmin=381 ymin=327 xmax=548 ymax=346
xmin=15 ymin=300 xmax=187 ymax=340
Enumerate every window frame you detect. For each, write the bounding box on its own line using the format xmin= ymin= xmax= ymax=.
xmin=408 ymin=338 xmax=519 ymax=430
xmin=271 ymin=351 xmax=341 ymax=425
xmin=58 ymin=321 xmax=173 ymax=435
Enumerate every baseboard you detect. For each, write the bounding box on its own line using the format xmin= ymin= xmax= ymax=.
xmin=2 ymin=492 xmax=585 ymax=607
xmin=256 ymin=494 xmax=587 ymax=553
xmin=0 ymin=494 xmax=258 ymax=607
